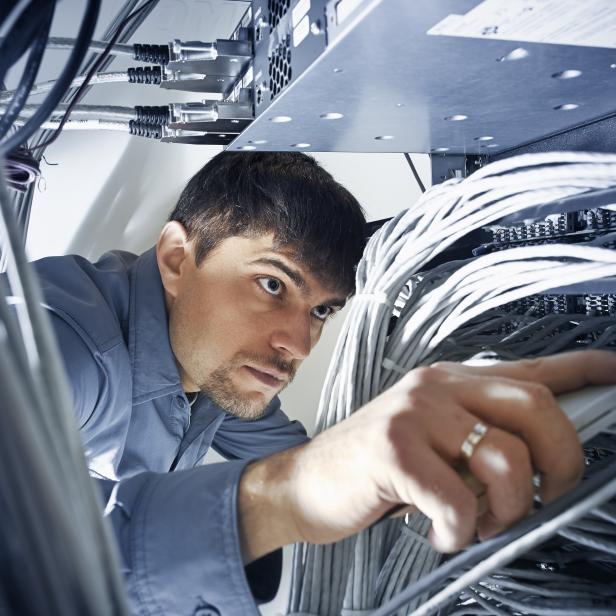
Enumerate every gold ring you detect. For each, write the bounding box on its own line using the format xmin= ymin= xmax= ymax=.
xmin=460 ymin=422 xmax=488 ymax=462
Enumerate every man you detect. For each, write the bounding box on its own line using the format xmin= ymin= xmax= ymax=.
xmin=35 ymin=151 xmax=616 ymax=615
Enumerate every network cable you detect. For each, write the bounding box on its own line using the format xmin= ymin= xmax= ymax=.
xmin=0 ymin=0 xmax=101 ymax=156
xmin=287 ymin=152 xmax=616 ymax=616
xmin=45 ymin=37 xmax=169 ymax=64
xmin=0 ymin=160 xmax=129 ymax=613
xmin=0 ymin=66 xmax=163 ymax=102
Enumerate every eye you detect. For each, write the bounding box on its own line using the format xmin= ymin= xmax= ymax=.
xmin=311 ymin=305 xmax=333 ymax=322
xmin=257 ymin=276 xmax=284 ymax=296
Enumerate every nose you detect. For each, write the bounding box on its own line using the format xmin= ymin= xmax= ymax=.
xmin=270 ymin=311 xmax=312 ymax=361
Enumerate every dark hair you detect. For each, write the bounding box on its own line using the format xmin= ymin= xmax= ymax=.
xmin=169 ymin=151 xmax=366 ymax=294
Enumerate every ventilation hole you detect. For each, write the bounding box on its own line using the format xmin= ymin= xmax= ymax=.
xmin=268 ymin=0 xmax=291 ymax=32
xmin=267 ymin=36 xmax=292 ymax=100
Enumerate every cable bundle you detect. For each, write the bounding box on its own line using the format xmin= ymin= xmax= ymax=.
xmin=0 ymin=164 xmax=129 ymax=612
xmin=287 ymin=152 xmax=616 ymax=616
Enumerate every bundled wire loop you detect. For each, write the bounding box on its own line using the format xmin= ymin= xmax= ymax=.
xmin=287 ymin=151 xmax=616 ymax=616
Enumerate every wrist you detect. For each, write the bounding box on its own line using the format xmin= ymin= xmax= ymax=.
xmin=238 ymin=444 xmax=305 ymax=564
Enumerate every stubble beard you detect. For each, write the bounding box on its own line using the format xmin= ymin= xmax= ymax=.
xmin=200 ymin=352 xmax=296 ymax=420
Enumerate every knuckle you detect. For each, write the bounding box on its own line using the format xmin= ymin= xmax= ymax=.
xmin=523 ymin=381 xmax=555 ymax=410
xmin=519 ymin=356 xmax=546 ymax=375
xmin=407 ymin=365 xmax=443 ymax=388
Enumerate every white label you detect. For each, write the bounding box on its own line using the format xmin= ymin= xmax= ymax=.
xmin=428 ymin=0 xmax=616 ymax=49
xmin=292 ymin=0 xmax=310 ymax=28
xmin=293 ymin=15 xmax=310 ymax=47
xmin=336 ymin=0 xmax=363 ymax=25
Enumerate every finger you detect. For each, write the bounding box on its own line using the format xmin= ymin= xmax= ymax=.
xmin=422 ymin=405 xmax=534 ymax=536
xmin=434 ymin=350 xmax=616 ymax=395
xmin=465 ymin=427 xmax=534 ymax=539
xmin=447 ymin=375 xmax=583 ymax=502
xmin=390 ymin=446 xmax=477 ymax=553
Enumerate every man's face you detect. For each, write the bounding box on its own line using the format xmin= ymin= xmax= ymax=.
xmin=161 ymin=232 xmax=347 ymax=420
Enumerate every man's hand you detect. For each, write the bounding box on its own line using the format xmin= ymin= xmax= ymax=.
xmin=238 ymin=350 xmax=616 ymax=563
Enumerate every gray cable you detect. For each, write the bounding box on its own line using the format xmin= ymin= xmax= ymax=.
xmin=287 ymin=152 xmax=616 ymax=616
xmin=0 ymin=162 xmax=130 ymax=614
xmin=0 ymin=71 xmax=129 ymax=101
xmin=46 ymin=36 xmax=134 ymax=56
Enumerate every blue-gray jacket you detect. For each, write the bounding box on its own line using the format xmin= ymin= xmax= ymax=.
xmin=34 ymin=247 xmax=308 ymax=616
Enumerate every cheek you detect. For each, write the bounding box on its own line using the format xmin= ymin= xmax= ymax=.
xmin=174 ymin=285 xmax=258 ymax=352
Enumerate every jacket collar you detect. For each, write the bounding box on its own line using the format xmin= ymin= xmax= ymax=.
xmin=128 ymin=247 xmax=184 ymax=404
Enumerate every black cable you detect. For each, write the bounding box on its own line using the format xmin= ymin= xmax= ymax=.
xmin=0 ymin=0 xmax=101 ymax=156
xmin=372 ymin=457 xmax=616 ymax=616
xmin=0 ymin=2 xmax=21 ymax=31
xmin=404 ymin=152 xmax=426 ymax=193
xmin=0 ymin=1 xmax=53 ymax=84
xmin=0 ymin=3 xmax=55 ymax=141
xmin=28 ymin=0 xmax=159 ymax=152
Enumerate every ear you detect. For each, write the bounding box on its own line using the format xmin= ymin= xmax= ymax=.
xmin=156 ymin=221 xmax=191 ymax=299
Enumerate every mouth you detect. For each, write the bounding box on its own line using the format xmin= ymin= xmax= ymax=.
xmin=244 ymin=365 xmax=289 ymax=389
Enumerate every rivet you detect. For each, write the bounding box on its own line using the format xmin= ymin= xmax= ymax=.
xmin=269 ymin=115 xmax=292 ymax=123
xmin=554 ymin=103 xmax=579 ymax=110
xmin=551 ymin=69 xmax=582 ymax=79
xmin=444 ymin=114 xmax=468 ymax=121
xmin=291 ymin=143 xmax=311 ymax=148
xmin=238 ymin=145 xmax=256 ymax=150
xmin=374 ymin=135 xmax=394 ymax=140
xmin=248 ymin=139 xmax=268 ymax=144
xmin=496 ymin=47 xmax=529 ymax=62
xmin=474 ymin=135 xmax=494 ymax=141
xmin=320 ymin=112 xmax=344 ymax=120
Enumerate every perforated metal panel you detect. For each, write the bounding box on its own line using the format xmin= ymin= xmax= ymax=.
xmin=269 ymin=35 xmax=292 ymax=98
xmin=268 ymin=0 xmax=291 ymax=32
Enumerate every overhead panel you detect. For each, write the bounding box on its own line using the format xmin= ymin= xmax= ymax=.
xmin=230 ymin=0 xmax=616 ymax=154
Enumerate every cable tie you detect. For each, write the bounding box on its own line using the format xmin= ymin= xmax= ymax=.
xmin=354 ymin=292 xmax=393 ymax=308
xmin=382 ymin=357 xmax=407 ymax=376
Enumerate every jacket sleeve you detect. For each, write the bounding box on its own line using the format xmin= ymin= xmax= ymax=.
xmin=49 ymin=314 xmax=263 ymax=615
xmin=103 ymin=463 xmax=261 ymax=616
xmin=212 ymin=396 xmax=309 ymax=460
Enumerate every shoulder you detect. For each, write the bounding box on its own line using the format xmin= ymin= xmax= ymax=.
xmin=34 ymin=250 xmax=137 ymax=353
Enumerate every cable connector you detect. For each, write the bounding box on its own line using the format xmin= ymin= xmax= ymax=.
xmin=168 ymin=96 xmax=253 ymax=132
xmin=128 ymin=120 xmax=163 ymax=139
xmin=127 ymin=66 xmax=162 ymax=85
xmin=133 ymin=43 xmax=169 ymax=65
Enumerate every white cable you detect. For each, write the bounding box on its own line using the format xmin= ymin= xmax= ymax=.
xmin=2 ymin=102 xmax=136 ymax=120
xmin=287 ymin=151 xmax=616 ymax=616
xmin=13 ymin=117 xmax=131 ymax=132
xmin=408 ymin=475 xmax=616 ymax=616
xmin=46 ymin=36 xmax=134 ymax=56
xmin=0 ymin=71 xmax=129 ymax=101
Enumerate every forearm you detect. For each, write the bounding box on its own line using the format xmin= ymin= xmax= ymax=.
xmin=238 ymin=444 xmax=305 ymax=564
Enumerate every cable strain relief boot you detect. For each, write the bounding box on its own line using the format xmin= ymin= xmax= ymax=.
xmin=127 ymin=66 xmax=162 ymax=85
xmin=134 ymin=105 xmax=169 ymax=125
xmin=128 ymin=120 xmax=163 ymax=139
xmin=133 ymin=43 xmax=169 ymax=65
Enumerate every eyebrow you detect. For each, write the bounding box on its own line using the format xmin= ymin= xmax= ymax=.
xmin=250 ymin=256 xmax=347 ymax=308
